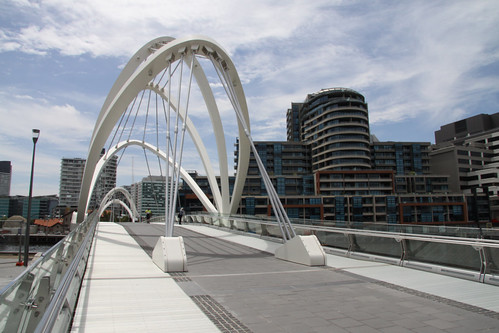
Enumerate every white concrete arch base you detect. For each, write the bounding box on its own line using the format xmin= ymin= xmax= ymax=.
xmin=275 ymin=235 xmax=326 ymax=266
xmin=152 ymin=236 xmax=187 ymax=272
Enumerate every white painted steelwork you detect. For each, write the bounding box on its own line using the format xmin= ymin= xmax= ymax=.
xmin=90 ymin=140 xmax=217 ymax=214
xmin=98 ymin=186 xmax=139 ymax=222
xmin=77 ymin=35 xmax=295 ymax=242
xmin=77 ymin=36 xmax=250 ymax=228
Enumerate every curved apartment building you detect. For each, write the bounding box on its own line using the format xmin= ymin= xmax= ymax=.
xmin=298 ymin=88 xmax=371 ymax=171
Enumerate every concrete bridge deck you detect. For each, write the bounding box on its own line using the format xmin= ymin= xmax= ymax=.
xmin=70 ymin=222 xmax=499 ymax=332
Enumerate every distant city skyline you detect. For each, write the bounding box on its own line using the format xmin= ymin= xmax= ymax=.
xmin=1 ymin=1 xmax=498 ymax=196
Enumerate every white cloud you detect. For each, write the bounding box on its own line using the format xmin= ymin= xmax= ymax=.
xmin=1 ymin=0 xmax=337 ymax=57
xmin=0 ymin=93 xmax=94 ymax=150
xmin=1 ymin=0 xmax=499 ymax=195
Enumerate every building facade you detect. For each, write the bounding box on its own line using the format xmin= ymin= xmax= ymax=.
xmin=131 ymin=176 xmax=167 ymax=220
xmin=0 ymin=161 xmax=12 ymax=196
xmin=296 ymin=88 xmax=371 ymax=171
xmin=430 ymin=112 xmax=499 ymax=221
xmin=22 ymin=195 xmax=59 ymax=220
xmin=59 ymin=153 xmax=118 ymax=210
xmin=177 ymin=89 xmax=494 ymax=226
xmin=59 ymin=158 xmax=86 ymax=208
xmin=229 ymin=88 xmax=484 ymax=225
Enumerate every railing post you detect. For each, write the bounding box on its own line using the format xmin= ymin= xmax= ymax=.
xmin=396 ymin=237 xmax=407 ymax=266
xmin=475 ymin=246 xmax=488 ymax=283
xmin=25 ymin=276 xmax=51 ymax=332
xmin=50 ymin=243 xmax=66 ymax=291
xmin=4 ymin=273 xmax=35 ymax=332
xmin=347 ymin=233 xmax=359 ymax=253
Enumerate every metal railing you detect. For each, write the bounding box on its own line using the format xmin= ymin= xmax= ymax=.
xmin=186 ymin=212 xmax=499 ymax=286
xmin=0 ymin=211 xmax=99 ymax=333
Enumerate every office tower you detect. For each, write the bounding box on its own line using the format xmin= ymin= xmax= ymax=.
xmin=0 ymin=161 xmax=12 ymax=196
xmin=22 ymin=195 xmax=59 ymax=219
xmin=434 ymin=113 xmax=499 ymax=144
xmin=431 ymin=112 xmax=499 ymax=195
xmin=131 ymin=176 xmax=166 ymax=219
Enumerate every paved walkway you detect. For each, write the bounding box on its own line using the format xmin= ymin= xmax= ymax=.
xmin=70 ymin=223 xmax=220 ymax=332
xmin=73 ymin=222 xmax=499 ymax=332
xmin=0 ymin=255 xmax=26 ymax=291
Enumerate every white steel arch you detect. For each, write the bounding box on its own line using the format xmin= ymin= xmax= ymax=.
xmin=98 ymin=199 xmax=135 ymax=222
xmin=89 ymin=140 xmax=217 ymax=213
xmin=77 ymin=35 xmax=251 ymax=224
xmin=76 ymin=35 xmax=298 ymax=243
xmin=99 ymin=186 xmax=139 ymax=222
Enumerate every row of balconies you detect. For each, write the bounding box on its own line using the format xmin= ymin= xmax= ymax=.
xmin=303 ymin=110 xmax=368 ymax=126
xmin=303 ymin=126 xmax=369 ymax=142
xmin=308 ymin=135 xmax=370 ymax=149
xmin=304 ymin=118 xmax=369 ymax=136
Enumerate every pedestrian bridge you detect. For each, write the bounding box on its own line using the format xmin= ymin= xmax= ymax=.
xmin=2 ymin=35 xmax=499 ymax=332
xmin=1 ymin=213 xmax=499 ymax=332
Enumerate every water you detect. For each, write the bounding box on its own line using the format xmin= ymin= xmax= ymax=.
xmin=0 ymin=243 xmax=55 ymax=254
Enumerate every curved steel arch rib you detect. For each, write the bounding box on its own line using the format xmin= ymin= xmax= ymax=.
xmin=147 ymin=84 xmax=223 ymax=212
xmin=98 ymin=199 xmax=135 ymax=222
xmin=77 ymin=35 xmax=250 ymax=223
xmin=99 ymin=186 xmax=140 ymax=221
xmin=88 ymin=140 xmax=217 ymax=214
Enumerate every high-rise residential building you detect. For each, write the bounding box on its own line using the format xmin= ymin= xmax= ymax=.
xmin=180 ymin=88 xmax=491 ymax=225
xmin=59 ymin=158 xmax=86 ymax=208
xmin=295 ymin=88 xmax=371 ymax=171
xmin=0 ymin=161 xmax=12 ymax=196
xmin=59 ymin=152 xmax=117 ymax=210
xmin=286 ymin=103 xmax=302 ymax=142
xmin=371 ymin=141 xmax=431 ymax=175
xmin=370 ymin=141 xmax=449 ymax=194
xmin=245 ymin=141 xmax=312 ymax=196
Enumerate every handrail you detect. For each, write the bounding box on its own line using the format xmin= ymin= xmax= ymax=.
xmin=34 ymin=212 xmax=99 ymax=332
xmin=291 ymin=224 xmax=499 ymax=248
xmin=192 ymin=212 xmax=499 ymax=247
xmin=188 ymin=212 xmax=499 ymax=285
xmin=0 ymin=211 xmax=99 ymax=333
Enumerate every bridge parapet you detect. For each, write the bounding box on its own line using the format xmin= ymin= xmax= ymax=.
xmin=187 ymin=212 xmax=499 ymax=285
xmin=0 ymin=211 xmax=99 ymax=333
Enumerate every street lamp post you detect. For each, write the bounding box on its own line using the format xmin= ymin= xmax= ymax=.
xmin=24 ymin=129 xmax=40 ymax=267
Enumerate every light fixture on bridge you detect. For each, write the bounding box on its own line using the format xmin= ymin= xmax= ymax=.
xmin=24 ymin=129 xmax=40 ymax=267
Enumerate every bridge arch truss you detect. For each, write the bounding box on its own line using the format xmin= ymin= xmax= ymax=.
xmin=77 ymin=35 xmax=295 ymax=241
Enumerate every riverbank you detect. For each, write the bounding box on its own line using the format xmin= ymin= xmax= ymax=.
xmin=0 ymin=254 xmax=34 ymax=291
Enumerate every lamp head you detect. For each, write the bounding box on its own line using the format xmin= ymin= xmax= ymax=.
xmin=32 ymin=129 xmax=40 ymax=144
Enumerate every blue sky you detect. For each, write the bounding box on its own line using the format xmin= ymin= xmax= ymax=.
xmin=1 ymin=0 xmax=498 ymax=197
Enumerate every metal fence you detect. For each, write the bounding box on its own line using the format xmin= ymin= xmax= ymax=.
xmin=0 ymin=211 xmax=98 ymax=333
xmin=186 ymin=212 xmax=499 ymax=286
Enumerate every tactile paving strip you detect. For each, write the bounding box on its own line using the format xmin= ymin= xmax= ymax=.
xmin=169 ymin=272 xmax=192 ymax=282
xmin=373 ymin=280 xmax=499 ymax=320
xmin=191 ymin=295 xmax=253 ymax=333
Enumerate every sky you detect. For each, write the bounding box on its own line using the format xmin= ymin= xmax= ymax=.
xmin=1 ymin=0 xmax=498 ymax=197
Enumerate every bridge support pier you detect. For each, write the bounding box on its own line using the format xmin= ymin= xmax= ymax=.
xmin=152 ymin=236 xmax=188 ymax=272
xmin=275 ymin=235 xmax=326 ymax=266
